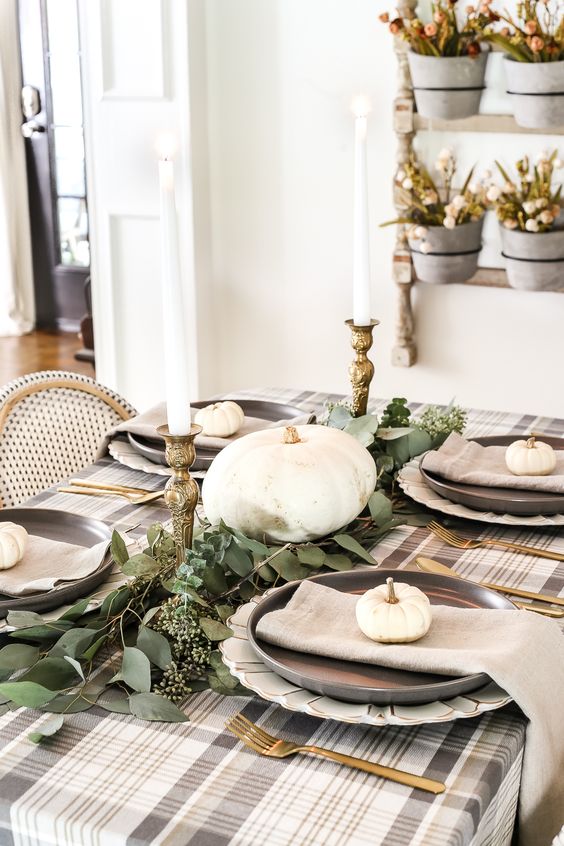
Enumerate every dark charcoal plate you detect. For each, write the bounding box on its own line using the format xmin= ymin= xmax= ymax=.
xmin=128 ymin=399 xmax=313 ymax=470
xmin=247 ymin=569 xmax=516 ymax=706
xmin=0 ymin=508 xmax=113 ymax=618
xmin=421 ymin=435 xmax=564 ymax=516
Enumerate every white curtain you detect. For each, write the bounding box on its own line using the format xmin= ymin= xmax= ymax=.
xmin=0 ymin=0 xmax=34 ymax=336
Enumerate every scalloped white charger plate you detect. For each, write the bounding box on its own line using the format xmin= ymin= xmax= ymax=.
xmin=220 ymin=594 xmax=512 ymax=727
xmin=397 ymin=458 xmax=564 ymax=528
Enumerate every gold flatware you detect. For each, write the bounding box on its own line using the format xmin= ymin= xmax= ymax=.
xmin=69 ymin=479 xmax=156 ymax=495
xmin=428 ymin=520 xmax=564 ymax=564
xmin=225 ymin=713 xmax=445 ymax=794
xmin=416 ymin=557 xmax=564 ymax=615
xmin=57 ymin=486 xmax=165 ymax=505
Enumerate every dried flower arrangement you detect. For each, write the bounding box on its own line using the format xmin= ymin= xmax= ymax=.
xmin=383 ymin=148 xmax=491 ymax=252
xmin=484 ymin=0 xmax=564 ymax=61
xmin=491 ymin=150 xmax=563 ymax=232
xmin=379 ymin=0 xmax=496 ymax=56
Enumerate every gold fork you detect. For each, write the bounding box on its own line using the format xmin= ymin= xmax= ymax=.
xmin=57 ymin=486 xmax=165 ymax=505
xmin=428 ymin=520 xmax=564 ymax=563
xmin=225 ymin=713 xmax=445 ymax=794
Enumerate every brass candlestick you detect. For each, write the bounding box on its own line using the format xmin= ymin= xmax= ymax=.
xmin=157 ymin=424 xmax=202 ymax=567
xmin=345 ymin=319 xmax=379 ymax=417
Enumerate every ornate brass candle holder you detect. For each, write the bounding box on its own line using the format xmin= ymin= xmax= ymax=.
xmin=345 ymin=319 xmax=379 ymax=417
xmin=157 ymin=423 xmax=202 ymax=567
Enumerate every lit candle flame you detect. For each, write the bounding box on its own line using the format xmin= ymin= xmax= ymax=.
xmin=156 ymin=132 xmax=177 ymax=161
xmin=350 ymin=95 xmax=372 ymax=118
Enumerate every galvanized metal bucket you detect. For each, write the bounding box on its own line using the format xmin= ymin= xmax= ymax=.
xmin=408 ymin=49 xmax=489 ymax=120
xmin=409 ymin=219 xmax=484 ymax=284
xmin=500 ymin=225 xmax=564 ymax=291
xmin=504 ymin=57 xmax=564 ymax=128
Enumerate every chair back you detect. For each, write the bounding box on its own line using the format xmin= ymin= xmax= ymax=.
xmin=0 ymin=370 xmax=136 ymax=507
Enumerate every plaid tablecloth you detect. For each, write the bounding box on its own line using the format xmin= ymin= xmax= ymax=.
xmin=1 ymin=387 xmax=564 ymax=846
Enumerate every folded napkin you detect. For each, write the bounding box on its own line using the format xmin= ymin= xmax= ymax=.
xmin=97 ymin=401 xmax=314 ymax=459
xmin=257 ymin=580 xmax=564 ymax=846
xmin=0 ymin=536 xmax=109 ymax=596
xmin=421 ymin=431 xmax=564 ymax=494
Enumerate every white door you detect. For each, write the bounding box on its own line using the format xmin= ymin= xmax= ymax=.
xmin=78 ymin=0 xmax=210 ymax=411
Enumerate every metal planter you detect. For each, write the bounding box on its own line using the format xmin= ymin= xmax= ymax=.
xmin=408 ymin=49 xmax=489 ymax=120
xmin=504 ymin=57 xmax=564 ymax=128
xmin=409 ymin=220 xmax=484 ymax=285
xmin=500 ymin=225 xmax=564 ymax=291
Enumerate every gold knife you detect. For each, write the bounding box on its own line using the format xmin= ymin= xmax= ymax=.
xmin=416 ymin=557 xmax=564 ymax=609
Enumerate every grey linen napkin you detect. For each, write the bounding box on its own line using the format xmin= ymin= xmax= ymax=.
xmin=0 ymin=536 xmax=108 ymax=596
xmin=421 ymin=431 xmax=564 ymax=494
xmin=97 ymin=401 xmax=314 ymax=459
xmin=256 ymin=580 xmax=564 ymax=846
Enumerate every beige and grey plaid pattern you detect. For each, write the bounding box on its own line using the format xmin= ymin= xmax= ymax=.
xmin=0 ymin=388 xmax=562 ymax=846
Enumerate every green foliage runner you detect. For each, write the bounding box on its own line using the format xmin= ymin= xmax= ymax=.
xmin=0 ymin=399 xmax=466 ymax=739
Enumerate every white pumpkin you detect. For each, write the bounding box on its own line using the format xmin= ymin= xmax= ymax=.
xmin=356 ymin=577 xmax=432 ymax=643
xmin=505 ymin=436 xmax=556 ymax=476
xmin=194 ymin=401 xmax=245 ymax=438
xmin=202 ymin=424 xmax=377 ymax=542
xmin=0 ymin=523 xmax=28 ymax=570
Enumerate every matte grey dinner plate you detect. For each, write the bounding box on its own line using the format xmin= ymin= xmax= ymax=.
xmin=421 ymin=435 xmax=564 ymax=516
xmin=0 ymin=508 xmax=113 ymax=618
xmin=128 ymin=399 xmax=313 ymax=469
xmin=247 ymin=569 xmax=516 ymax=706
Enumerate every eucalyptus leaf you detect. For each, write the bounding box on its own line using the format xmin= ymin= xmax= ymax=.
xmin=40 ymin=692 xmax=98 ymax=713
xmin=81 ymin=634 xmax=108 ymax=662
xmin=344 ymin=415 xmax=379 ymax=436
xmin=50 ymin=628 xmax=97 ymax=659
xmin=137 ymin=626 xmax=172 ymax=671
xmin=19 ymin=656 xmax=82 ymax=690
xmin=296 ymin=546 xmax=326 ymax=568
xmin=215 ymin=604 xmax=233 ymax=622
xmin=28 ymin=714 xmax=64 ymax=744
xmin=257 ymin=562 xmax=277 ymax=582
xmin=142 ymin=607 xmax=160 ymax=625
xmin=9 ymin=621 xmax=74 ymax=642
xmin=223 ymin=543 xmax=253 ymax=578
xmin=6 ymin=610 xmax=44 ymax=628
xmin=407 ymin=427 xmax=432 ymax=458
xmin=376 ymin=426 xmax=414 ymax=440
xmin=202 ymin=565 xmax=228 ymax=595
xmin=100 ymin=586 xmax=130 ymax=619
xmin=0 ymin=681 xmax=59 ymax=708
xmin=64 ymin=656 xmax=85 ymax=681
xmin=59 ymin=597 xmax=92 ymax=622
xmin=367 ymin=491 xmax=393 ymax=527
xmin=333 ymin=534 xmax=378 ymax=566
xmin=207 ymin=675 xmax=250 ymax=697
xmin=121 ymin=647 xmax=151 ymax=693
xmin=0 ymin=644 xmax=39 ymax=670
xmin=324 ymin=553 xmax=353 ymax=571
xmin=129 ymin=692 xmax=188 ymax=722
xmin=147 ymin=523 xmax=162 ymax=549
xmin=220 ymin=522 xmax=269 ymax=557
xmin=111 ymin=530 xmax=129 ymax=566
xmin=97 ymin=688 xmax=131 ymax=714
xmin=326 ymin=404 xmax=353 ymax=428
xmin=385 ymin=435 xmax=412 ymax=468
xmin=269 ymin=549 xmax=309 ymax=581
xmin=121 ymin=553 xmax=160 ymax=578
xmin=199 ymin=618 xmax=233 ymax=641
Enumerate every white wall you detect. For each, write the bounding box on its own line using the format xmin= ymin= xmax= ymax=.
xmin=203 ymin=0 xmax=564 ymax=418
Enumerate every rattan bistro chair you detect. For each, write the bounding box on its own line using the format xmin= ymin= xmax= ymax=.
xmin=0 ymin=370 xmax=136 ymax=508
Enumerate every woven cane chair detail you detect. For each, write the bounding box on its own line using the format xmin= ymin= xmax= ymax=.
xmin=0 ymin=371 xmax=137 ymax=508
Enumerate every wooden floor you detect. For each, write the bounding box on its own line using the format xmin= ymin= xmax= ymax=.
xmin=0 ymin=330 xmax=95 ymax=386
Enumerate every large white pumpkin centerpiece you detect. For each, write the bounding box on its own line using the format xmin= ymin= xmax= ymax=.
xmin=202 ymin=424 xmax=377 ymax=543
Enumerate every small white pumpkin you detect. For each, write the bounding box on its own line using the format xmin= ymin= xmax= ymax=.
xmin=505 ymin=436 xmax=556 ymax=477
xmin=194 ymin=401 xmax=245 ymax=438
xmin=0 ymin=523 xmax=28 ymax=570
xmin=356 ymin=577 xmax=432 ymax=643
xmin=202 ymin=424 xmax=377 ymax=542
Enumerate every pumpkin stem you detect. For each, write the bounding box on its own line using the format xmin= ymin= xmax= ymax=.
xmin=386 ymin=577 xmax=399 ymax=604
xmin=526 ymin=436 xmax=536 ymax=449
xmin=283 ymin=426 xmax=301 ymax=444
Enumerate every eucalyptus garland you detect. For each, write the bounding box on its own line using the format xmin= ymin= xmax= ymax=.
xmin=0 ymin=398 xmax=466 ymax=741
